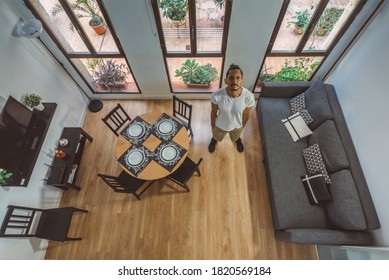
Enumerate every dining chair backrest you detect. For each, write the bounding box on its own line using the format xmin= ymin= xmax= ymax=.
xmin=173 ymin=95 xmax=193 ymax=138
xmin=0 ymin=205 xmax=88 ymax=242
xmin=167 ymin=157 xmax=203 ymax=192
xmin=101 ymin=103 xmax=131 ymax=136
xmin=98 ymin=171 xmax=155 ymax=200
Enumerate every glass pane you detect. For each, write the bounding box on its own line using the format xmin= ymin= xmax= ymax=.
xmin=167 ymin=57 xmax=222 ymax=92
xmin=71 ymin=58 xmax=139 ymax=93
xmin=254 ymin=56 xmax=323 ymax=91
xmin=196 ymin=0 xmax=225 ymax=53
xmin=273 ymin=0 xmax=320 ymax=51
xmin=304 ymin=0 xmax=361 ymax=51
xmin=157 ymin=0 xmax=190 ymax=53
xmin=29 ymin=0 xmax=89 ymax=53
xmin=65 ymin=0 xmax=119 ymax=54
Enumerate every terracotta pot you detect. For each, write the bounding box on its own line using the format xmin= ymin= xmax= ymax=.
xmin=89 ymin=20 xmax=106 ymax=35
xmin=294 ymin=27 xmax=304 ymax=35
xmin=315 ymin=27 xmax=326 ymax=36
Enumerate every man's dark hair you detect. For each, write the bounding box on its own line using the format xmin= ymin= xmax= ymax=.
xmin=226 ymin=64 xmax=243 ymax=78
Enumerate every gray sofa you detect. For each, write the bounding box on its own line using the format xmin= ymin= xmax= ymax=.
xmin=257 ymin=81 xmax=380 ymax=245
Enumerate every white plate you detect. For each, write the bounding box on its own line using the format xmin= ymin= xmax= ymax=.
xmin=161 ymin=146 xmax=178 ymax=162
xmin=158 ymin=119 xmax=174 ymax=135
xmin=126 ymin=150 xmax=144 ymax=166
xmin=127 ymin=123 xmax=144 ymax=138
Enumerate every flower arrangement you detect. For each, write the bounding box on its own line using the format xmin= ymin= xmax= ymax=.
xmin=54 ymin=147 xmax=66 ymax=158
xmin=0 ymin=168 xmax=13 ymax=185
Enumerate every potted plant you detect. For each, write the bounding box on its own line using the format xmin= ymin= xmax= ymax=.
xmin=21 ymin=93 xmax=44 ymax=111
xmin=157 ymin=0 xmax=188 ymax=27
xmin=0 ymin=168 xmax=12 ymax=185
xmin=287 ymin=9 xmax=310 ymax=35
xmin=175 ymin=59 xmax=218 ymax=88
xmin=92 ymin=59 xmax=130 ymax=90
xmin=257 ymin=64 xmax=273 ymax=87
xmin=51 ymin=0 xmax=106 ymax=35
xmin=315 ymin=7 xmax=344 ymax=36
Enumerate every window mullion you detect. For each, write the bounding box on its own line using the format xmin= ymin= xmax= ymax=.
xmin=295 ymin=0 xmax=329 ymax=54
xmin=58 ymin=0 xmax=96 ymax=54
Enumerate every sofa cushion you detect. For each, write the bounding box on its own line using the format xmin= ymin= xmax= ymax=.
xmin=326 ymin=170 xmax=367 ymax=230
xmin=302 ymin=143 xmax=331 ymax=184
xmin=309 ymin=120 xmax=349 ymax=173
xmin=304 ymin=81 xmax=334 ymax=129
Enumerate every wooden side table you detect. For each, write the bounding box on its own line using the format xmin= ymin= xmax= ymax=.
xmin=46 ymin=127 xmax=93 ymax=190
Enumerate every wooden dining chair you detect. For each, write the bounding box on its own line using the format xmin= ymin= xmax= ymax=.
xmin=173 ymin=95 xmax=193 ymax=138
xmin=98 ymin=171 xmax=155 ymax=200
xmin=167 ymin=157 xmax=203 ymax=192
xmin=0 ymin=205 xmax=88 ymax=242
xmin=101 ymin=103 xmax=131 ymax=136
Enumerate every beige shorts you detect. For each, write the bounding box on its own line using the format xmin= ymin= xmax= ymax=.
xmin=212 ymin=126 xmax=243 ymax=142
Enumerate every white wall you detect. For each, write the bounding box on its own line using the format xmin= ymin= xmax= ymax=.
xmin=0 ymin=0 xmax=87 ymax=259
xmin=327 ymin=1 xmax=389 ymax=246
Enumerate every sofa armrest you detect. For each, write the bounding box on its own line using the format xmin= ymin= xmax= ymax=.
xmin=260 ymin=82 xmax=313 ymax=98
xmin=275 ymin=229 xmax=374 ymax=245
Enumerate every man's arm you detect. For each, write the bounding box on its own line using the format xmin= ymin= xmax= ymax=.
xmin=211 ymin=103 xmax=219 ymax=128
xmin=242 ymin=106 xmax=253 ymax=127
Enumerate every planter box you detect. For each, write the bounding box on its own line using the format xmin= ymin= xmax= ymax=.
xmin=186 ymin=83 xmax=210 ymax=88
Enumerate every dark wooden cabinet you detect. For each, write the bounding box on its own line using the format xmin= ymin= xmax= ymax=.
xmin=46 ymin=127 xmax=93 ymax=190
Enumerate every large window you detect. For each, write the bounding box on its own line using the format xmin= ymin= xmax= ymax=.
xmin=25 ymin=0 xmax=140 ymax=94
xmin=152 ymin=0 xmax=232 ymax=93
xmin=254 ymin=0 xmax=365 ymax=91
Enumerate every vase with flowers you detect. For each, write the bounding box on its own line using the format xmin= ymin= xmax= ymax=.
xmin=54 ymin=147 xmax=66 ymax=159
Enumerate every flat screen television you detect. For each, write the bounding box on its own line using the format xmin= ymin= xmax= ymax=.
xmin=0 ymin=96 xmax=56 ymax=186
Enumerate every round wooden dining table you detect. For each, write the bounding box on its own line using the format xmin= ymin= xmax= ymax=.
xmin=116 ymin=111 xmax=190 ymax=180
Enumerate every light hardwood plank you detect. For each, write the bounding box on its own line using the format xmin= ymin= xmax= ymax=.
xmin=44 ymin=99 xmax=317 ymax=260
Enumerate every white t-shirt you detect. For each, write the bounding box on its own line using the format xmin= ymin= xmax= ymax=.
xmin=211 ymin=87 xmax=256 ymax=131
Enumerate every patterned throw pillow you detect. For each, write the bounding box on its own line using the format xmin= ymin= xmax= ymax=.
xmin=290 ymin=92 xmax=314 ymax=125
xmin=290 ymin=92 xmax=306 ymax=113
xmin=302 ymin=143 xmax=332 ymax=184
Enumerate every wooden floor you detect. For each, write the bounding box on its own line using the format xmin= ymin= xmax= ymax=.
xmin=44 ymin=99 xmax=317 ymax=260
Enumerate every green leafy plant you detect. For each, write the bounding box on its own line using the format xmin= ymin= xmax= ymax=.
xmin=21 ymin=93 xmax=42 ymax=108
xmin=273 ymin=57 xmax=319 ymax=82
xmin=0 ymin=168 xmax=12 ymax=185
xmin=287 ymin=9 xmax=310 ymax=33
xmin=259 ymin=64 xmax=274 ymax=83
xmin=175 ymin=59 xmax=218 ymax=86
xmin=157 ymin=0 xmax=188 ymax=21
xmin=316 ymin=7 xmax=344 ymax=35
xmin=92 ymin=59 xmax=130 ymax=90
xmin=51 ymin=0 xmax=104 ymax=31
xmin=86 ymin=58 xmax=102 ymax=70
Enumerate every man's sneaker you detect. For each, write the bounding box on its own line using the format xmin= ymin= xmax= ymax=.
xmin=235 ymin=138 xmax=244 ymax=152
xmin=208 ymin=138 xmax=217 ymax=153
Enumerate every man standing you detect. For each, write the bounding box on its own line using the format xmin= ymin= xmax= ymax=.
xmin=208 ymin=64 xmax=256 ymax=153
